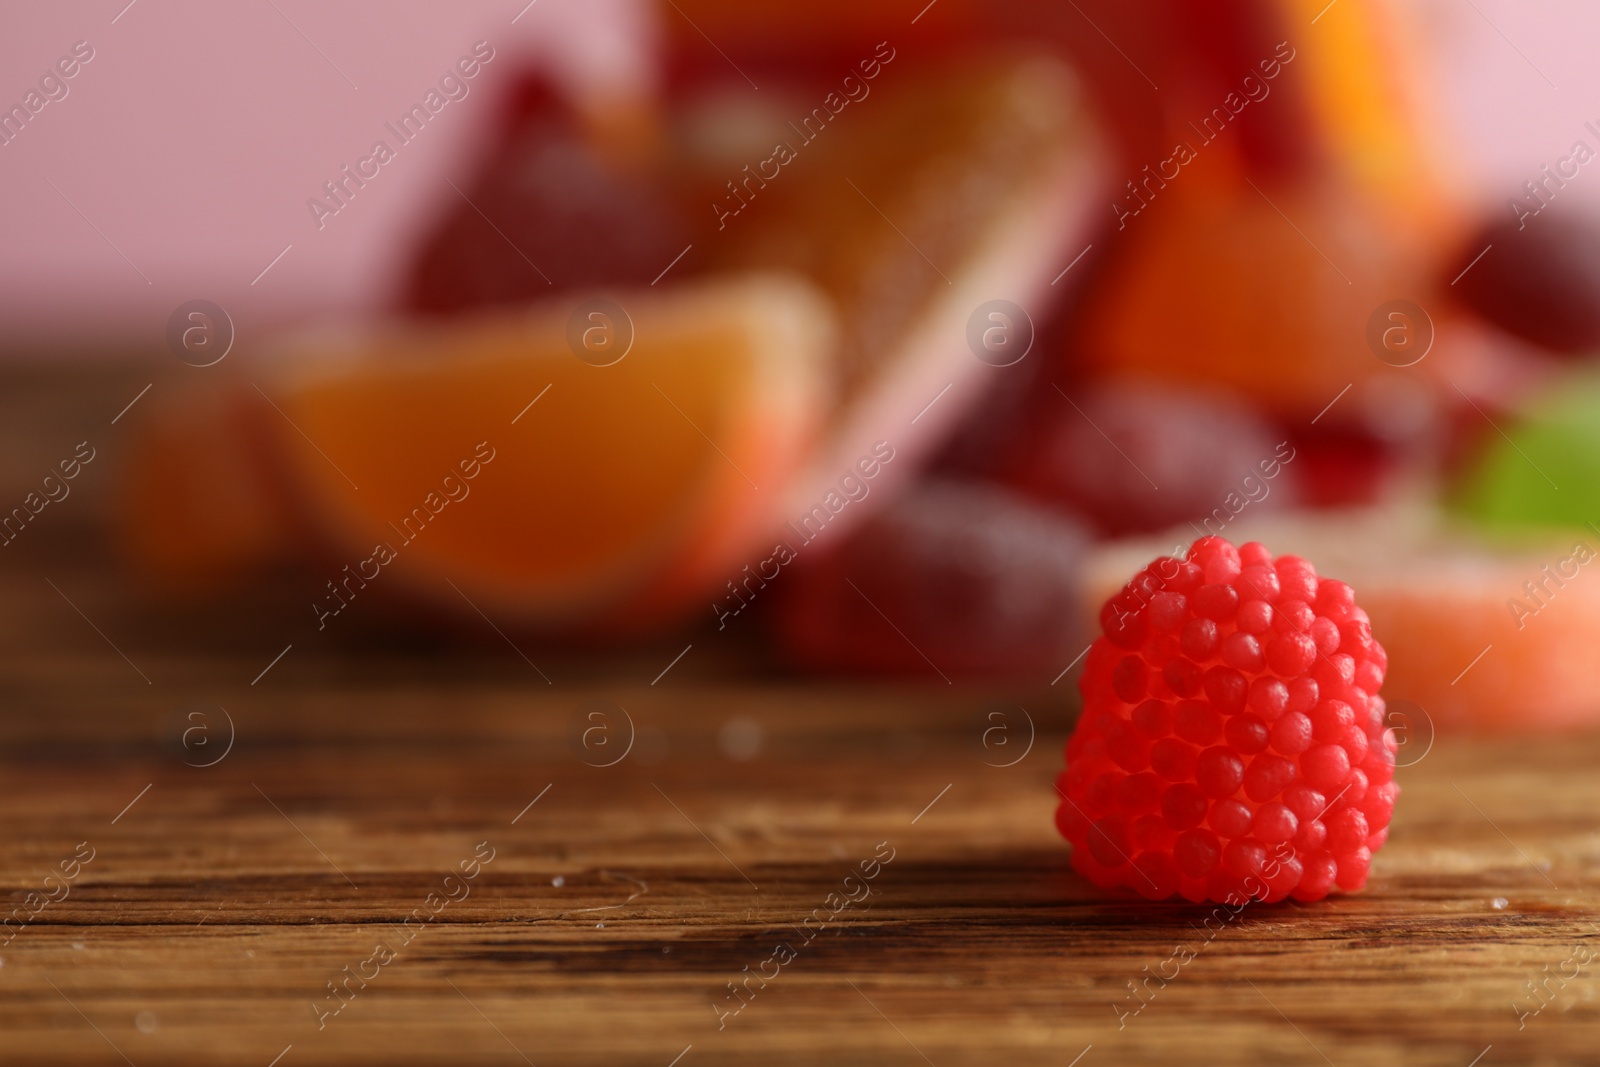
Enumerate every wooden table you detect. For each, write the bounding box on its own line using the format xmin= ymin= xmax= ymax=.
xmin=2 ymin=363 xmax=1599 ymax=1065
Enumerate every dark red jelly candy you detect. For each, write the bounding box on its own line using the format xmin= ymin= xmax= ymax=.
xmin=404 ymin=74 xmax=695 ymax=313
xmin=773 ymin=480 xmax=1090 ymax=677
xmin=1007 ymin=383 xmax=1295 ymax=537
xmin=1450 ymin=211 xmax=1600 ymax=353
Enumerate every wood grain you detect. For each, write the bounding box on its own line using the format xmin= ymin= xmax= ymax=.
xmin=5 ymin=659 xmax=1600 ymax=1064
xmin=1 ymin=364 xmax=1599 ymax=1065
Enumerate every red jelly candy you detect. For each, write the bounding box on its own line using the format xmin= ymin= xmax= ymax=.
xmin=1006 ymin=383 xmax=1296 ymax=537
xmin=774 ymin=480 xmax=1089 ymax=677
xmin=1056 ymin=536 xmax=1395 ymax=902
xmin=403 ymin=74 xmax=694 ymax=314
xmin=1449 ymin=211 xmax=1600 ymax=353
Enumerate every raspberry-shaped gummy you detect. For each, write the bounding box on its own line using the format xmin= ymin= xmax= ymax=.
xmin=1055 ymin=536 xmax=1396 ymax=903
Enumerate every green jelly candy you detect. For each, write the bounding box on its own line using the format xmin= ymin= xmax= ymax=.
xmin=1455 ymin=373 xmax=1600 ymax=533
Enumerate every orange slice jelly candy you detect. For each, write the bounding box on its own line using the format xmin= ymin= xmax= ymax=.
xmin=122 ymin=275 xmax=832 ymax=633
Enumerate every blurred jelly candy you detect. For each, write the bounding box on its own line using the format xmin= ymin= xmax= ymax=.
xmin=696 ymin=52 xmax=1103 ymax=402
xmin=1285 ymin=423 xmax=1398 ymax=509
xmin=1284 ymin=373 xmax=1445 ymax=507
xmin=1005 ymin=382 xmax=1296 ymax=537
xmin=1077 ymin=0 xmax=1463 ymax=418
xmin=1080 ymin=170 xmax=1444 ymax=418
xmin=774 ymin=480 xmax=1090 ymax=677
xmin=1453 ymin=371 xmax=1600 ymax=535
xmin=1449 ymin=212 xmax=1600 ymax=354
xmin=691 ymin=50 xmax=1108 ymax=526
xmin=119 ymin=55 xmax=1112 ymax=643
xmin=121 ymin=275 xmax=835 ymax=633
xmin=404 ymin=75 xmax=695 ymax=313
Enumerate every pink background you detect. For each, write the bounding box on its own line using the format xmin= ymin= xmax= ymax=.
xmin=0 ymin=0 xmax=653 ymax=345
xmin=0 ymin=0 xmax=1593 ymax=348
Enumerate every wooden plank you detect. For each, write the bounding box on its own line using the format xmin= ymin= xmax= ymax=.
xmin=2 ymin=655 xmax=1597 ymax=1065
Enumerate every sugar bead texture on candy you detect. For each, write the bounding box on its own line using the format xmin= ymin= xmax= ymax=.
xmin=1055 ymin=536 xmax=1397 ymax=903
